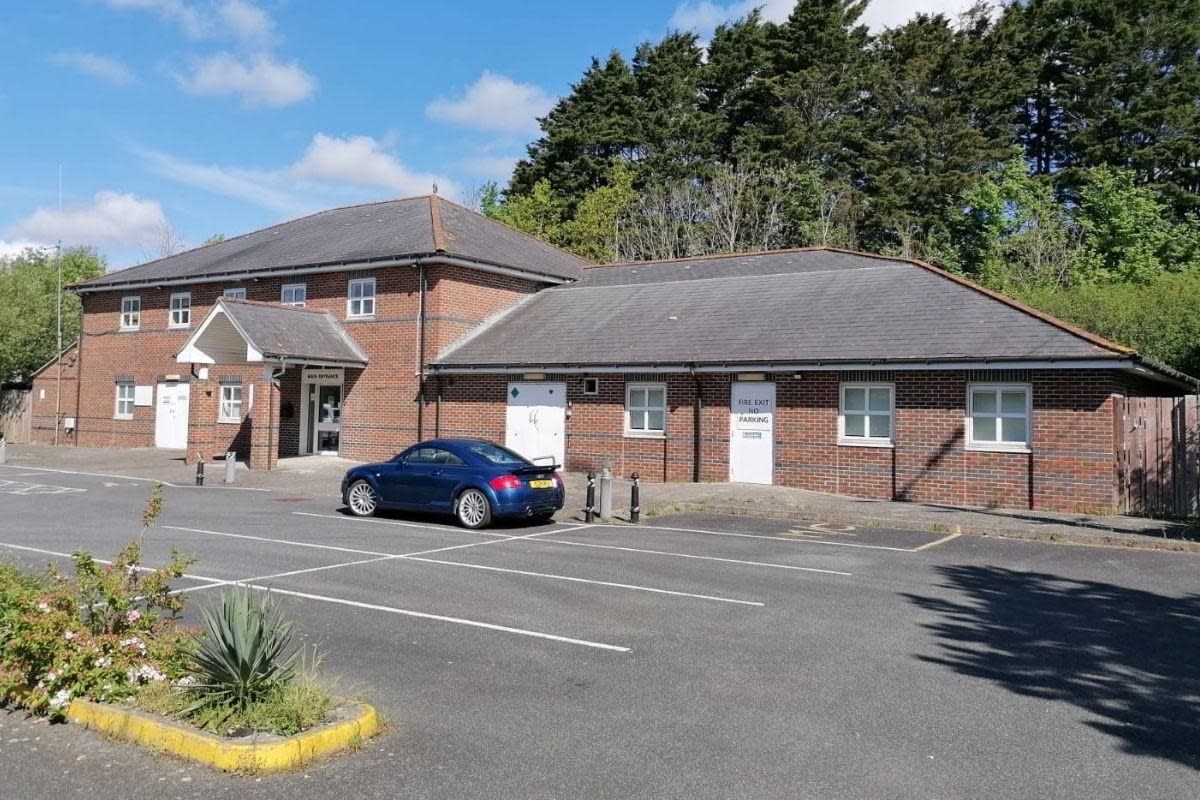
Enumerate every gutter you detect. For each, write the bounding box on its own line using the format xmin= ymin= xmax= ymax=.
xmin=69 ymin=254 xmax=572 ymax=295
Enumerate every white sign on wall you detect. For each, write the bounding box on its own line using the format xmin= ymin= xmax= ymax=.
xmin=730 ymin=381 xmax=776 ymax=484
xmin=134 ymin=386 xmax=153 ymax=407
xmin=302 ymin=367 xmax=344 ymax=384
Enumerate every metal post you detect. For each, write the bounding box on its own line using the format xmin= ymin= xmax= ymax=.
xmin=0 ymin=437 xmax=6 ymax=465
xmin=584 ymin=471 xmax=596 ymax=523
xmin=195 ymin=454 xmax=204 ymax=486
xmin=224 ymin=451 xmax=236 ymax=484
xmin=630 ymin=472 xmax=641 ymax=524
xmin=598 ymin=459 xmax=613 ymax=518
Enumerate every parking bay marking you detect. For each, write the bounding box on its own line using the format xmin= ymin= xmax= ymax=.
xmin=0 ymin=463 xmax=268 ymax=491
xmin=536 ymin=538 xmax=853 ymax=576
xmin=0 ymin=479 xmax=86 ymax=496
xmin=597 ymin=521 xmax=925 ymax=553
xmin=164 ymin=524 xmax=764 ymax=606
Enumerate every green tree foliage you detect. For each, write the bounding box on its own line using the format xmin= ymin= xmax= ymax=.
xmin=0 ymin=246 xmax=105 ymax=383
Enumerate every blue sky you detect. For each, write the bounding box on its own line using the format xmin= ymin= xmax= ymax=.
xmin=1 ymin=0 xmax=977 ymax=268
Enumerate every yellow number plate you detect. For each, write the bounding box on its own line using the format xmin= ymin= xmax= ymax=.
xmin=529 ymin=479 xmax=554 ymax=489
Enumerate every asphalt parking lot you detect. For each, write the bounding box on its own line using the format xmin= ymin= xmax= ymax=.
xmin=0 ymin=460 xmax=1197 ymax=800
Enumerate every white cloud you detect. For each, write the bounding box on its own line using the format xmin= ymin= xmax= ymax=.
xmin=426 ymin=72 xmax=556 ymax=134
xmin=670 ymin=0 xmax=987 ymax=33
xmin=141 ymin=134 xmax=458 ymax=216
xmin=457 ymin=155 xmax=520 ymax=182
xmin=175 ymin=52 xmax=316 ymax=107
xmin=100 ymin=0 xmax=274 ymax=44
xmin=49 ymin=51 xmax=136 ymax=85
xmin=291 ymin=134 xmax=455 ymax=197
xmin=6 ymin=191 xmax=169 ymax=250
xmin=0 ymin=239 xmax=49 ymax=260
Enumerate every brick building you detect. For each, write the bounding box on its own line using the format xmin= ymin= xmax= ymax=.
xmin=43 ymin=194 xmax=1196 ymax=513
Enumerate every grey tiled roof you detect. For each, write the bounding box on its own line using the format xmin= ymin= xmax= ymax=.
xmin=74 ymin=196 xmax=588 ymax=290
xmin=435 ymin=249 xmax=1125 ymax=368
xmin=221 ymin=299 xmax=368 ymax=365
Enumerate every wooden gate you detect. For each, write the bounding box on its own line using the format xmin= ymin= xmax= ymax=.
xmin=1116 ymin=395 xmax=1200 ymax=518
xmin=0 ymin=389 xmax=32 ymax=443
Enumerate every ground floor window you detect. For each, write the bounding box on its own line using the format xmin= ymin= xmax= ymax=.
xmin=114 ymin=383 xmax=134 ymax=419
xmin=967 ymin=384 xmax=1031 ymax=451
xmin=840 ymin=383 xmax=893 ymax=446
xmin=219 ymin=384 xmax=243 ymax=423
xmin=626 ymin=382 xmax=666 ymax=436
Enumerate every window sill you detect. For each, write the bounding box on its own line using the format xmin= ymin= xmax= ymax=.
xmin=838 ymin=438 xmax=894 ymax=449
xmin=965 ymin=444 xmax=1031 ymax=455
xmin=345 ymin=315 xmax=375 ymax=322
xmin=114 ymin=415 xmax=133 ymax=421
xmin=118 ymin=326 xmax=139 ymax=333
xmin=217 ymin=418 xmax=242 ymax=425
xmin=167 ymin=325 xmax=190 ymax=330
xmin=624 ymin=431 xmax=666 ymax=440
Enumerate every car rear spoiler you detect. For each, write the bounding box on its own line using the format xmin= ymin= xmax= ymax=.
xmin=514 ymin=464 xmax=561 ymax=475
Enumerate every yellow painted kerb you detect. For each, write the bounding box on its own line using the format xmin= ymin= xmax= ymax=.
xmin=66 ymin=698 xmax=379 ymax=773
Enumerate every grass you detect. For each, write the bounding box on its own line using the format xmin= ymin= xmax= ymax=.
xmin=133 ymin=658 xmax=338 ymax=738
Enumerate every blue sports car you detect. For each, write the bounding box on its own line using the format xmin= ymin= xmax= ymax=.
xmin=340 ymin=438 xmax=565 ymax=528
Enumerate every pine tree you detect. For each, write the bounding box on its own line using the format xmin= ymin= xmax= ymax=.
xmin=701 ymin=10 xmax=772 ymax=163
xmin=631 ymin=32 xmax=718 ymax=183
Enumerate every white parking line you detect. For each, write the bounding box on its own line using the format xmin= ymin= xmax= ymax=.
xmin=0 ymin=479 xmax=87 ymax=496
xmin=401 ymin=556 xmax=764 ymax=606
xmin=291 ymin=510 xmax=511 ymax=537
xmin=0 ymin=463 xmax=269 ymax=491
xmin=162 ymin=523 xmax=761 ymax=606
xmin=0 ymin=541 xmax=227 ymax=585
xmin=911 ymin=532 xmax=962 ymax=551
xmin=536 ymin=538 xmax=853 ymax=576
xmin=598 ymin=521 xmax=914 ymax=552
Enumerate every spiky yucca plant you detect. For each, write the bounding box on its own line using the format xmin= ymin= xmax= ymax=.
xmin=188 ymin=588 xmax=298 ymax=715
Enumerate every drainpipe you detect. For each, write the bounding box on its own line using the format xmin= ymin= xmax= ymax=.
xmin=691 ymin=365 xmax=702 ymax=483
xmin=415 ymin=260 xmax=427 ymax=441
xmin=73 ymin=304 xmax=84 ymax=446
xmin=434 ymin=373 xmax=442 ymax=437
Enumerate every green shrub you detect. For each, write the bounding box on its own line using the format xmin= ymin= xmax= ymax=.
xmin=187 ymin=588 xmax=299 ymax=718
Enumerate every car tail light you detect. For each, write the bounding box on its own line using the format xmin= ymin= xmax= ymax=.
xmin=489 ymin=474 xmax=522 ymax=491
xmin=552 ymin=472 xmax=564 ymax=488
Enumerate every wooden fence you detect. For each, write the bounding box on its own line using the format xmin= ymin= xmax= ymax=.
xmin=0 ymin=389 xmax=32 ymax=444
xmin=1116 ymin=395 xmax=1200 ymax=518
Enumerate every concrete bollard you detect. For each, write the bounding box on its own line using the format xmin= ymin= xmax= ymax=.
xmin=224 ymin=451 xmax=237 ymax=484
xmin=598 ymin=459 xmax=613 ymax=519
xmin=0 ymin=437 xmax=6 ymax=465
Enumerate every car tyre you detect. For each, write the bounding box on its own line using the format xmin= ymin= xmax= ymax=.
xmin=531 ymin=511 xmax=555 ymax=524
xmin=346 ymin=479 xmax=379 ymax=517
xmin=455 ymin=488 xmax=493 ymax=529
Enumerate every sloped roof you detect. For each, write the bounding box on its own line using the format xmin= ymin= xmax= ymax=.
xmin=435 ymin=248 xmax=1134 ymax=369
xmin=177 ymin=298 xmax=368 ymax=366
xmin=74 ymin=195 xmax=588 ymax=291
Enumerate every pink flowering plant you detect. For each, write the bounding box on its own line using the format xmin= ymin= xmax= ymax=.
xmin=0 ymin=484 xmax=197 ymax=719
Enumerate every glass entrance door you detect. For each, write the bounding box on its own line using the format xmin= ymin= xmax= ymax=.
xmin=313 ymin=384 xmax=341 ymax=455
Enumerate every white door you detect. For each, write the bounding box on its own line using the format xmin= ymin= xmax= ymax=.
xmin=505 ymin=382 xmax=566 ymax=468
xmin=729 ymin=381 xmax=775 ymax=484
xmin=154 ymin=382 xmax=190 ymax=449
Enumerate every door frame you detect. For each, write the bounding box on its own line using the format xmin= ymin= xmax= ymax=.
xmin=298 ymin=367 xmax=345 ymax=456
xmin=154 ymin=380 xmax=190 ymax=450
xmin=728 ymin=380 xmax=776 ymax=485
xmin=505 ymin=381 xmax=567 ymax=468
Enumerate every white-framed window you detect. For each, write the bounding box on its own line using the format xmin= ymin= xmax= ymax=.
xmin=281 ymin=283 xmax=306 ymax=307
xmin=114 ymin=383 xmax=135 ymax=420
xmin=583 ymin=377 xmax=599 ymax=395
xmin=218 ymin=384 xmax=243 ymax=423
xmin=223 ymin=287 xmax=246 ymax=300
xmin=625 ymin=382 xmax=667 ymax=437
xmin=839 ymin=383 xmax=894 ymax=446
xmin=169 ymin=292 xmax=191 ymax=328
xmin=967 ymin=383 xmax=1032 ymax=451
xmin=347 ymin=277 xmax=375 ymax=317
xmin=120 ymin=296 xmax=140 ymax=330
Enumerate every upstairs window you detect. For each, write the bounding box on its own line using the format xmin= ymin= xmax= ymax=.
xmin=968 ymin=384 xmax=1031 ymax=451
xmin=626 ymin=383 xmax=666 ymax=436
xmin=120 ymin=296 xmax=140 ymax=330
xmin=114 ymin=383 xmax=135 ymax=420
xmin=347 ymin=277 xmax=375 ymax=318
xmin=169 ymin=292 xmax=191 ymax=328
xmin=840 ymin=383 xmax=894 ymax=446
xmin=218 ymin=385 xmax=243 ymax=423
xmin=281 ymin=283 xmax=306 ymax=307
xmin=223 ymin=287 xmax=246 ymax=300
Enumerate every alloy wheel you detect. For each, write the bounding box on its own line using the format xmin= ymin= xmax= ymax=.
xmin=348 ymin=481 xmax=377 ymax=516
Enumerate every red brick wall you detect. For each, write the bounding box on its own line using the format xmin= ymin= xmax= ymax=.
xmin=434 ymin=369 xmax=1129 ymax=513
xmin=71 ymin=262 xmax=540 ymax=463
xmin=29 ymin=345 xmax=79 ymax=445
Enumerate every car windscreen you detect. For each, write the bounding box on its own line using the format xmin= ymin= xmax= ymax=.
xmin=464 ymin=442 xmax=531 ymax=467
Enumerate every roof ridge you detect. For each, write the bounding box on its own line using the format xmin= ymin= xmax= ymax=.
xmin=434 ymin=195 xmax=592 ymax=267
xmin=583 ymin=246 xmax=837 ymax=270
xmin=72 ymin=195 xmax=438 ymax=289
xmin=429 ymin=195 xmax=447 ymax=251
xmin=573 ymin=261 xmax=903 ymax=289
